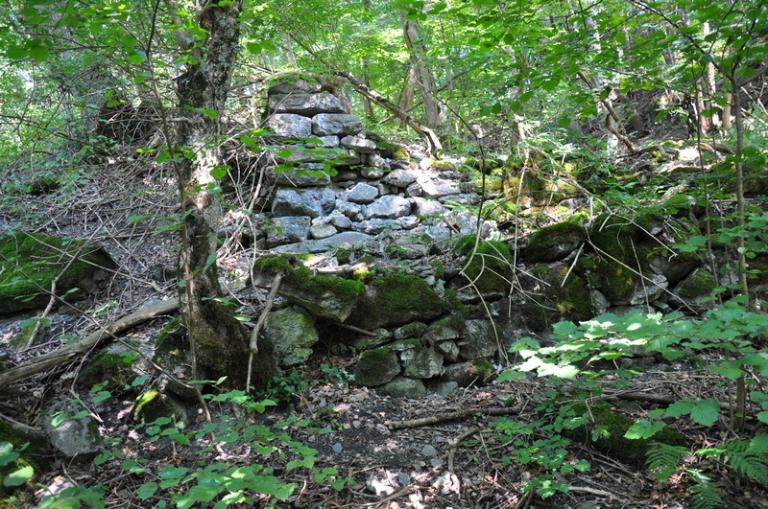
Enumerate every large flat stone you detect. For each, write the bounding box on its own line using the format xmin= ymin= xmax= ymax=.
xmin=269 ymin=92 xmax=346 ymax=116
xmin=271 ymin=188 xmax=336 ymax=218
xmin=364 ymin=195 xmax=412 ymax=219
xmin=266 ymin=216 xmax=311 ymax=247
xmin=273 ymin=232 xmax=373 ymax=254
xmin=312 ymin=114 xmax=363 ymax=136
xmin=266 ymin=114 xmax=311 ymax=138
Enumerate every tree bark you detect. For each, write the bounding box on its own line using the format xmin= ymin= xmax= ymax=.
xmin=402 ymin=16 xmax=443 ymax=129
xmin=175 ymin=0 xmax=275 ymax=389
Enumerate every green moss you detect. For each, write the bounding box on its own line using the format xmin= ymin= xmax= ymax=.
xmin=255 ymin=255 xmax=365 ymax=303
xmin=470 ymin=359 xmax=495 ymax=380
xmin=349 ymin=270 xmax=449 ymax=329
xmin=375 ymin=140 xmax=410 ymax=161
xmin=385 ymin=244 xmax=409 ymax=259
xmin=0 ymin=232 xmax=111 ymax=313
xmin=431 ymin=159 xmax=456 ymax=171
xmin=522 ymin=263 xmax=594 ymax=332
xmin=454 ymin=237 xmax=514 ymax=294
xmin=569 ymin=403 xmax=686 ymax=464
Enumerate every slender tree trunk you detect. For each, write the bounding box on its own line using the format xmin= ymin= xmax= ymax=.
xmin=402 ymin=16 xmax=443 ymax=129
xmin=175 ymin=0 xmax=275 ymax=389
xmin=398 ymin=63 xmax=417 ymax=127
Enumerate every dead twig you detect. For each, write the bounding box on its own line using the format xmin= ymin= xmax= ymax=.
xmin=386 ymin=406 xmax=520 ymax=430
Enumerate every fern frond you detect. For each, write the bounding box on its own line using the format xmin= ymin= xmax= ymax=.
xmin=646 ymin=443 xmax=687 ymax=483
xmin=687 ymin=469 xmax=722 ymax=509
xmin=723 ymin=440 xmax=768 ymax=484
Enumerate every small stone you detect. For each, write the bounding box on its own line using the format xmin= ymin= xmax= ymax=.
xmin=378 ymin=376 xmax=427 ymax=398
xmin=421 ymin=444 xmax=438 ymax=457
xmin=412 ymin=197 xmax=446 ymax=217
xmin=364 ymin=195 xmax=412 ymax=219
xmin=264 ymin=306 xmax=319 ymax=367
xmin=369 ymin=153 xmax=388 ymax=168
xmin=310 ymin=222 xmax=337 ymax=239
xmin=398 ymin=472 xmax=411 ymax=486
xmin=319 ymin=135 xmax=340 ymax=147
xmin=393 ymin=322 xmax=428 ymax=340
xmin=272 ymin=188 xmax=336 ymax=218
xmin=341 ymin=135 xmax=377 ymax=154
xmin=417 ymin=174 xmax=461 ymax=198
xmin=352 ymin=218 xmax=403 ymax=235
xmin=361 ymin=167 xmax=384 ymax=179
xmin=430 ymin=458 xmax=444 ymax=468
xmin=345 ymin=183 xmax=379 ymax=204
xmin=426 ymin=379 xmax=458 ymax=397
xmin=397 ymin=216 xmax=420 ymax=229
xmin=312 ymin=113 xmax=363 ymax=136
xmin=335 ymin=199 xmax=363 ymax=219
xmin=265 ymin=216 xmax=311 ymax=247
xmin=332 ymin=442 xmax=343 ymax=454
xmin=402 ymin=347 xmax=444 ymax=379
xmin=406 ymin=182 xmax=423 ymax=197
xmin=384 ymin=169 xmax=419 ymax=188
xmin=330 ymin=212 xmax=352 ymax=229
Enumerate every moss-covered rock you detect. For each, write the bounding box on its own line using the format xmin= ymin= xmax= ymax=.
xmin=401 ymin=346 xmax=443 ymax=378
xmin=78 ymin=341 xmax=141 ymax=390
xmin=133 ymin=389 xmax=188 ymax=423
xmin=253 ymin=255 xmax=365 ymax=321
xmin=502 ymin=155 xmax=580 ymax=207
xmin=378 ymin=376 xmax=426 ymax=398
xmin=568 ymin=403 xmax=686 ymax=464
xmin=523 ymin=222 xmax=585 ymax=263
xmin=458 ymin=319 xmax=500 ymax=360
xmin=264 ymin=306 xmax=319 ymax=367
xmin=355 ymin=347 xmax=400 ymax=386
xmin=348 ymin=271 xmax=449 ymax=329
xmin=440 ymin=359 xmax=495 ymax=386
xmin=0 ymin=232 xmax=115 ymax=314
xmin=521 ymin=263 xmax=595 ymax=332
xmin=673 ymin=268 xmax=716 ymax=309
xmin=453 ymin=237 xmax=514 ymax=294
xmin=374 ymin=139 xmax=410 ymax=161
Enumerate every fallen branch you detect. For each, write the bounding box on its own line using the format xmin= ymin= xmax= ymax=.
xmin=386 ymin=406 xmax=520 ymax=430
xmin=0 ymin=298 xmax=179 ymax=388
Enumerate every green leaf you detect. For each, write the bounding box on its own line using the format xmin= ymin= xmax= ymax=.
xmin=3 ymin=465 xmax=34 ymax=487
xmin=0 ymin=442 xmax=19 ymax=467
xmin=757 ymin=411 xmax=768 ymax=424
xmin=137 ymin=482 xmax=158 ymax=500
xmin=690 ymin=399 xmax=719 ymax=426
xmin=28 ymin=44 xmax=49 ymax=63
xmin=624 ymin=419 xmax=665 ymax=440
xmin=210 ymin=165 xmax=229 ymax=180
xmin=665 ymin=400 xmax=694 ymax=418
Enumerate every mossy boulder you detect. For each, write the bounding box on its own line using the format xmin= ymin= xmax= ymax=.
xmin=355 ymin=347 xmax=401 ymax=386
xmin=372 ymin=139 xmax=410 ymax=162
xmin=673 ymin=268 xmax=716 ymax=309
xmin=78 ymin=341 xmax=142 ymax=390
xmin=568 ymin=403 xmax=686 ymax=464
xmin=348 ymin=271 xmax=449 ymax=329
xmin=133 ymin=389 xmax=188 ymax=423
xmin=521 ymin=263 xmax=595 ymax=332
xmin=264 ymin=306 xmax=319 ymax=367
xmin=0 ymin=232 xmax=115 ymax=314
xmin=458 ymin=319 xmax=500 ymax=360
xmin=453 ymin=237 xmax=514 ymax=294
xmin=401 ymin=346 xmax=443 ymax=378
xmin=523 ymin=222 xmax=585 ymax=263
xmin=502 ymin=156 xmax=580 ymax=207
xmin=253 ymin=255 xmax=365 ymax=322
xmin=378 ymin=376 xmax=426 ymax=398
xmin=440 ymin=359 xmax=495 ymax=386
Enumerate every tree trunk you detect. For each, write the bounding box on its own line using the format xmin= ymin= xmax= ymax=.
xmin=398 ymin=63 xmax=417 ymax=127
xmin=402 ymin=16 xmax=443 ymax=129
xmin=175 ymin=0 xmax=275 ymax=389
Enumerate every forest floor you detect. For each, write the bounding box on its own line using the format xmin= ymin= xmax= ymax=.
xmin=2 ymin=146 xmax=768 ymax=509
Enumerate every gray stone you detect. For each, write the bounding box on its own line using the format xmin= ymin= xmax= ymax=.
xmin=436 ymin=341 xmax=460 ymax=362
xmin=383 ymin=169 xmax=419 ymax=188
xmin=397 ymin=216 xmax=420 ymax=229
xmin=273 ymin=231 xmax=373 ymax=254
xmin=377 ymin=376 xmax=426 ymax=398
xmin=438 ymin=193 xmax=480 ymax=205
xmin=368 ymin=153 xmax=388 ymax=168
xmin=265 ymin=216 xmax=311 ymax=247
xmin=393 ymin=322 xmax=428 ymax=340
xmin=424 ymin=316 xmax=462 ymax=342
xmin=441 ymin=361 xmax=492 ymax=386
xmin=355 ymin=347 xmax=401 ymax=386
xmin=349 ymin=328 xmax=393 ymax=350
xmin=334 ymin=199 xmax=363 ymax=219
xmin=361 ymin=167 xmax=384 ymax=179
xmin=268 ymin=79 xmax=322 ymax=96
xmin=264 ymin=306 xmax=319 ymax=367
xmin=345 ymin=183 xmax=379 ymax=204
xmin=421 ymin=444 xmax=438 ymax=457
xmin=312 ymin=113 xmax=363 ymax=136
xmin=459 ymin=320 xmax=499 ymax=360
xmin=341 ymin=135 xmax=377 ymax=154
xmin=402 ymin=346 xmax=444 ymax=379
xmin=412 ymin=197 xmax=446 ymax=217
xmin=426 ymin=380 xmax=458 ymax=397
xmin=310 ymin=222 xmax=337 ymax=239
xmin=352 ymin=218 xmax=403 ymax=235
xmin=267 ymin=113 xmax=311 ymax=138
xmin=330 ymin=212 xmax=352 ymax=229
xmin=272 ymin=188 xmax=336 ymax=218
xmin=364 ymin=195 xmax=412 ymax=219
xmin=274 ymin=166 xmax=331 ymax=186
xmin=406 ymin=182 xmax=423 ymax=197
xmin=45 ymin=402 xmax=101 ymax=457
xmin=319 ymin=135 xmax=340 ymax=147
xmin=269 ymin=92 xmax=345 ymax=116
xmin=629 ymin=273 xmax=668 ymax=305
xmin=417 ymin=174 xmax=461 ymax=198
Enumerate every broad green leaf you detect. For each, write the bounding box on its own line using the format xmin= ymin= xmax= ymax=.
xmin=690 ymin=400 xmax=719 ymax=426
xmin=3 ymin=465 xmax=34 ymax=487
xmin=665 ymin=400 xmax=694 ymax=418
xmin=624 ymin=419 xmax=665 ymax=439
xmin=137 ymin=482 xmax=158 ymax=500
